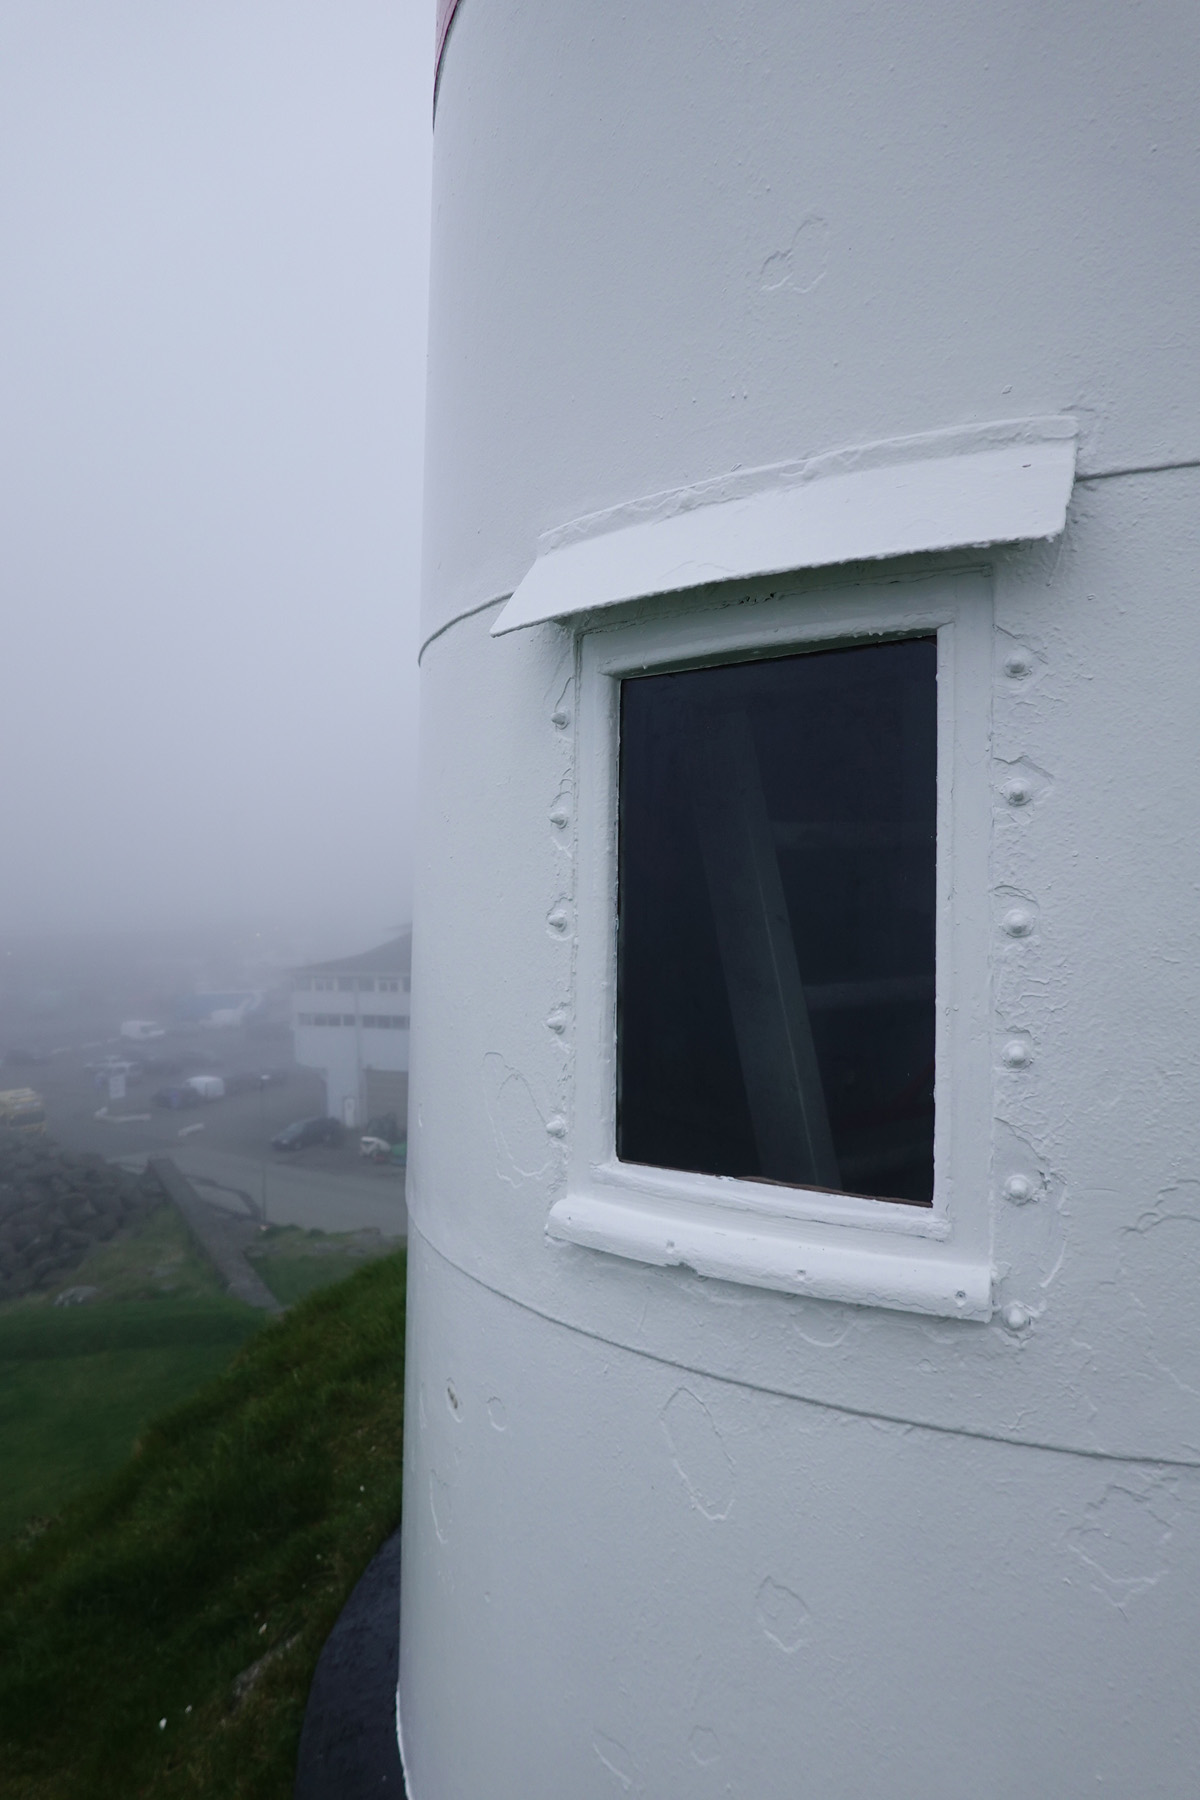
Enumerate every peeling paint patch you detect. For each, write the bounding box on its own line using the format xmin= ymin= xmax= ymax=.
xmin=429 ymin=1470 xmax=452 ymax=1544
xmin=1118 ymin=1193 xmax=1200 ymax=1397
xmin=593 ymin=1730 xmax=636 ymax=1791
xmin=756 ymin=1576 xmax=811 ymax=1652
xmin=481 ymin=1052 xmax=557 ymax=1184
xmin=760 ymin=215 xmax=830 ymax=294
xmin=793 ymin=1300 xmax=853 ymax=1349
xmin=661 ymin=1387 xmax=735 ymax=1519
xmin=1067 ymin=1477 xmax=1177 ymax=1607
xmin=487 ymin=1396 xmax=508 ymax=1431
xmin=689 ymin=1725 xmax=721 ymax=1766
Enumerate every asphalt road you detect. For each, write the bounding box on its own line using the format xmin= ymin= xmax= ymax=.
xmin=10 ymin=1024 xmax=407 ymax=1239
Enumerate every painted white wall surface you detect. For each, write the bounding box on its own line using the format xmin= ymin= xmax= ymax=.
xmin=421 ymin=0 xmax=1200 ymax=647
xmin=403 ymin=2 xmax=1200 ymax=1795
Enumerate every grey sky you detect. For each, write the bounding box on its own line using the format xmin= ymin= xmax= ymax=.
xmin=0 ymin=1 xmax=431 ymax=943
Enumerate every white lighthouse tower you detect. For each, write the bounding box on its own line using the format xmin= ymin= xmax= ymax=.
xmin=400 ymin=4 xmax=1200 ymax=1794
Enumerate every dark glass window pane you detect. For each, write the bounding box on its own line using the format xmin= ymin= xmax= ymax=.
xmin=617 ymin=638 xmax=936 ymax=1206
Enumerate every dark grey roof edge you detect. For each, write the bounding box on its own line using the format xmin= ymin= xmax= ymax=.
xmin=293 ymin=932 xmax=412 ymax=978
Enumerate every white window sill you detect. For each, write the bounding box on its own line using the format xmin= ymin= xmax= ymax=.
xmin=547 ymin=1186 xmax=993 ymax=1322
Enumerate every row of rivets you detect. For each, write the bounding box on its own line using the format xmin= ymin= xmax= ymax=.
xmin=547 ymin=709 xmax=573 ymax=1140
xmin=998 ymin=650 xmax=1043 ymax=1331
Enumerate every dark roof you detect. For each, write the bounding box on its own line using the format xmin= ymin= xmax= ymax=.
xmin=294 ymin=932 xmax=411 ymax=978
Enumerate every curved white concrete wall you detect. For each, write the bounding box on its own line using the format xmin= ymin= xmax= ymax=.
xmin=403 ymin=4 xmax=1200 ymax=1794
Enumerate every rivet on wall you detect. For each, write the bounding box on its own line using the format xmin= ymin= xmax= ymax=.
xmin=1001 ymin=905 xmax=1037 ymax=938
xmin=1001 ymin=1039 xmax=1033 ymax=1069
xmin=995 ymin=757 xmax=1052 ymax=810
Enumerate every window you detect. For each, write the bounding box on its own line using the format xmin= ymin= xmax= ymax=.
xmin=338 ymin=977 xmax=355 ymax=992
xmin=358 ymin=978 xmax=376 ymax=992
xmin=379 ymin=979 xmax=400 ymax=994
xmin=298 ymin=1012 xmax=314 ymax=1025
xmin=314 ymin=978 xmax=334 ymax=992
xmin=362 ymin=1014 xmax=410 ymax=1029
xmin=617 ymin=639 xmax=936 ymax=1207
xmin=551 ymin=569 xmax=995 ymax=1321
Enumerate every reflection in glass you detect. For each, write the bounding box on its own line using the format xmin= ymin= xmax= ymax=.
xmin=617 ymin=638 xmax=936 ymax=1206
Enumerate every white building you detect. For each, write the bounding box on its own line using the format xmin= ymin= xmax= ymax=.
xmin=401 ymin=4 xmax=1200 ymax=1796
xmin=291 ymin=935 xmax=410 ymax=1129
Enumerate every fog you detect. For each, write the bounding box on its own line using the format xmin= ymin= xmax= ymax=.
xmin=0 ymin=1 xmax=431 ymax=957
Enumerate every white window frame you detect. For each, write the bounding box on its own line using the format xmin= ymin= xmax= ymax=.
xmin=547 ymin=566 xmax=995 ymax=1321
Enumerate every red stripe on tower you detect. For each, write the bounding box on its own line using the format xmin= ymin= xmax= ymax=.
xmin=435 ymin=0 xmax=462 ymax=101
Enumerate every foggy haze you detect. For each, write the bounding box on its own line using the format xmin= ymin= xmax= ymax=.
xmin=0 ymin=1 xmax=431 ymax=952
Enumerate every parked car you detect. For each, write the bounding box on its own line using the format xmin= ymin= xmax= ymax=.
xmin=226 ymin=1070 xmax=291 ymax=1095
xmin=152 ymin=1085 xmax=202 ymax=1110
xmin=184 ymin=1075 xmax=225 ymax=1102
xmin=271 ymin=1116 xmax=345 ymax=1152
xmin=360 ymin=1134 xmax=407 ymax=1165
xmin=0 ymin=1087 xmax=47 ymax=1134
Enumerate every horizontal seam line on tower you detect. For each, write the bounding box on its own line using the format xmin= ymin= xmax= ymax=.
xmin=417 ymin=456 xmax=1200 ymax=663
xmin=1076 ymin=455 xmax=1200 ymax=483
xmin=418 ymin=593 xmax=509 ymax=665
xmin=408 ymin=1216 xmax=1200 ymax=1471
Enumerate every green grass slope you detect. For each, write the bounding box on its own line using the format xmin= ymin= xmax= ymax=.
xmin=0 ymin=1251 xmax=406 ymax=1800
xmin=0 ymin=1203 xmax=263 ymax=1539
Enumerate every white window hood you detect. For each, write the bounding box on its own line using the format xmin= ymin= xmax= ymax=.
xmin=491 ymin=417 xmax=1077 ymax=636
